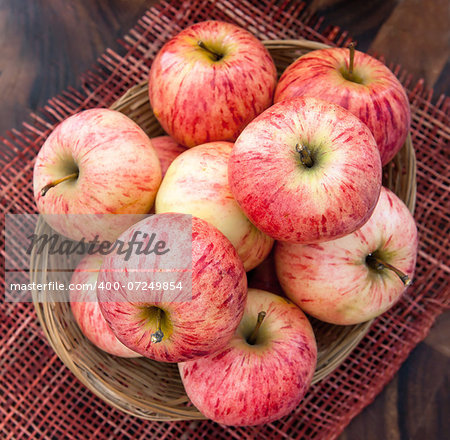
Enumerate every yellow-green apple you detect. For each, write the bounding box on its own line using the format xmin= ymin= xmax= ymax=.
xmin=228 ymin=97 xmax=382 ymax=244
xmin=33 ymin=109 xmax=162 ymax=241
xmin=97 ymin=214 xmax=247 ymax=362
xmin=178 ymin=288 xmax=317 ymax=426
xmin=275 ymin=187 xmax=417 ymax=325
xmin=274 ymin=45 xmax=411 ymax=165
xmin=70 ymin=254 xmax=140 ymax=358
xmin=150 ymin=135 xmax=187 ymax=177
xmin=155 ymin=141 xmax=273 ymax=270
xmin=149 ymin=20 xmax=277 ymax=148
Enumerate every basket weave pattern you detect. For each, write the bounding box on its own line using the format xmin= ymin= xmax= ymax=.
xmin=1 ymin=0 xmax=449 ymax=439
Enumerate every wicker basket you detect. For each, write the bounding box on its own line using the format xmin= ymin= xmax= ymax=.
xmin=31 ymin=39 xmax=416 ymax=421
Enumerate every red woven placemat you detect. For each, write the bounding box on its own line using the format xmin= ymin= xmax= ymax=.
xmin=1 ymin=0 xmax=449 ymax=438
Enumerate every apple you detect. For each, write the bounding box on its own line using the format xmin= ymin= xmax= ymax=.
xmin=97 ymin=214 xmax=248 ymax=363
xmin=178 ymin=288 xmax=317 ymax=426
xmin=70 ymin=253 xmax=140 ymax=358
xmin=247 ymin=250 xmax=284 ymax=296
xmin=150 ymin=135 xmax=187 ymax=177
xmin=155 ymin=141 xmax=273 ymax=270
xmin=228 ymin=96 xmax=382 ymax=244
xmin=149 ymin=20 xmax=277 ymax=148
xmin=33 ymin=108 xmax=162 ymax=241
xmin=275 ymin=187 xmax=418 ymax=325
xmin=274 ymin=44 xmax=411 ymax=166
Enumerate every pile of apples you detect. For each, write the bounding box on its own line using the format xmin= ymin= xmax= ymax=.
xmin=32 ymin=21 xmax=417 ymax=426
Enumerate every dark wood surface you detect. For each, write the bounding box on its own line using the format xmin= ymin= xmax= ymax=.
xmin=0 ymin=1 xmax=448 ymax=439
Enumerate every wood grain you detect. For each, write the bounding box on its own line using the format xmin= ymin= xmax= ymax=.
xmin=308 ymin=0 xmax=400 ymax=51
xmin=0 ymin=1 xmax=448 ymax=439
xmin=0 ymin=0 xmax=153 ymax=134
xmin=370 ymin=0 xmax=449 ymax=95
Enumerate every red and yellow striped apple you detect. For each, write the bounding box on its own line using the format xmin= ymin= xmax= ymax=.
xmin=149 ymin=20 xmax=277 ymax=147
xmin=70 ymin=254 xmax=140 ymax=358
xmin=275 ymin=187 xmax=418 ymax=325
xmin=228 ymin=97 xmax=382 ymax=244
xmin=155 ymin=141 xmax=273 ymax=270
xmin=97 ymin=214 xmax=248 ymax=363
xmin=179 ymin=289 xmax=317 ymax=426
xmin=274 ymin=46 xmax=411 ymax=165
xmin=150 ymin=135 xmax=187 ymax=177
xmin=33 ymin=109 xmax=162 ymax=241
xmin=247 ymin=251 xmax=284 ymax=296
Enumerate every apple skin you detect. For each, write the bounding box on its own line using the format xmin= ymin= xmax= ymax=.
xmin=275 ymin=187 xmax=418 ymax=325
xmin=70 ymin=254 xmax=140 ymax=358
xmin=274 ymin=47 xmax=411 ymax=166
xmin=247 ymin=250 xmax=285 ymax=297
xmin=97 ymin=214 xmax=248 ymax=363
xmin=150 ymin=135 xmax=187 ymax=177
xmin=33 ymin=108 xmax=162 ymax=241
xmin=149 ymin=20 xmax=277 ymax=148
xmin=155 ymin=141 xmax=273 ymax=271
xmin=178 ymin=288 xmax=317 ymax=426
xmin=228 ymin=97 xmax=382 ymax=244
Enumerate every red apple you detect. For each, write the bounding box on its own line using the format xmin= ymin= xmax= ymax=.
xmin=228 ymin=97 xmax=382 ymax=244
xmin=33 ymin=109 xmax=162 ymax=241
xmin=155 ymin=141 xmax=273 ymax=270
xmin=247 ymin=250 xmax=284 ymax=296
xmin=275 ymin=187 xmax=418 ymax=325
xmin=97 ymin=214 xmax=247 ymax=362
xmin=149 ymin=20 xmax=277 ymax=148
xmin=70 ymin=254 xmax=140 ymax=358
xmin=178 ymin=288 xmax=317 ymax=426
xmin=274 ymin=45 xmax=411 ymax=165
xmin=150 ymin=135 xmax=187 ymax=177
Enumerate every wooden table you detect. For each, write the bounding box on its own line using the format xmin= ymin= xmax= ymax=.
xmin=1 ymin=1 xmax=448 ymax=439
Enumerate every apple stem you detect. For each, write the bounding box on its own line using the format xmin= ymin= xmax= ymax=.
xmin=295 ymin=144 xmax=314 ymax=168
xmin=348 ymin=41 xmax=356 ymax=78
xmin=40 ymin=172 xmax=79 ymax=196
xmin=197 ymin=40 xmax=222 ymax=61
xmin=366 ymin=254 xmax=411 ymax=286
xmin=247 ymin=311 xmax=266 ymax=345
xmin=150 ymin=308 xmax=164 ymax=344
